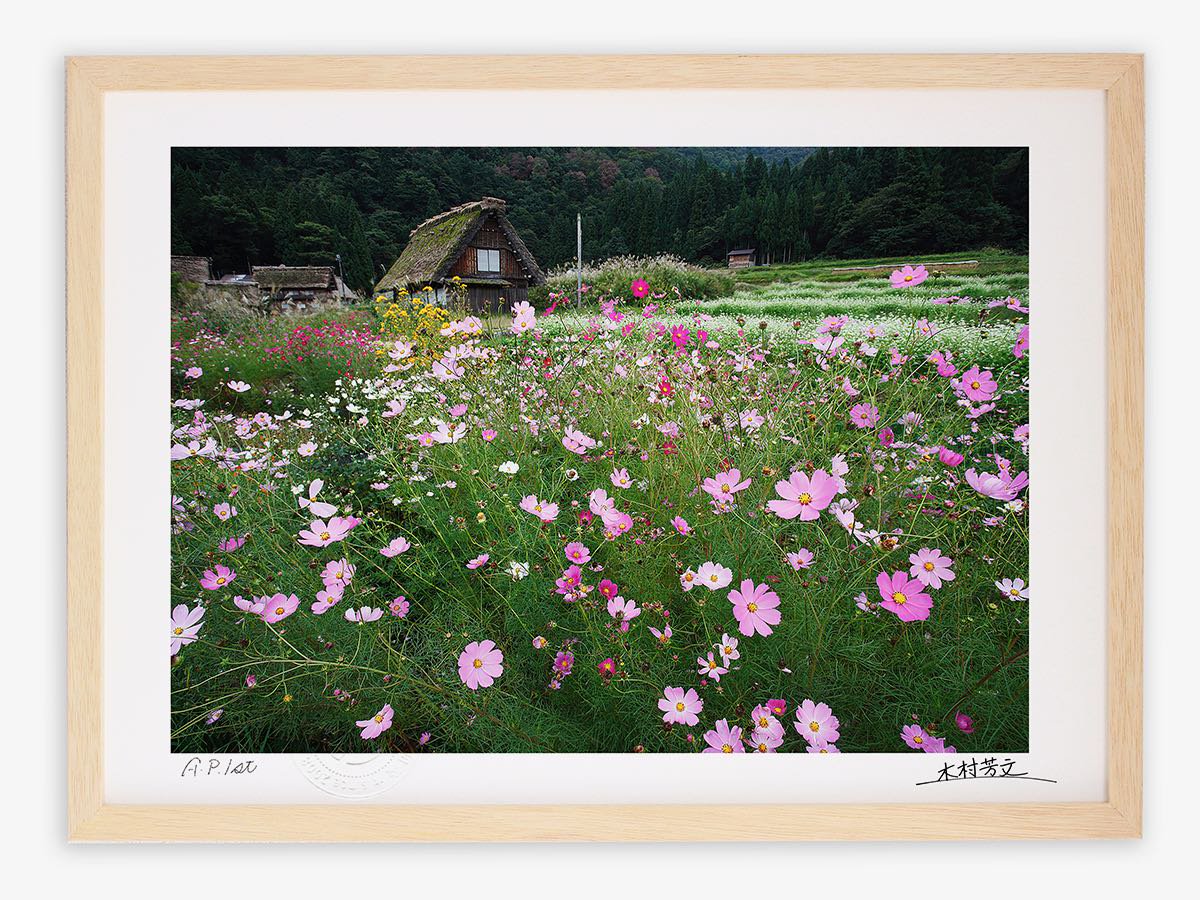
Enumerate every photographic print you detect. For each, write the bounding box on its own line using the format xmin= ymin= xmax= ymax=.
xmin=169 ymin=145 xmax=1030 ymax=755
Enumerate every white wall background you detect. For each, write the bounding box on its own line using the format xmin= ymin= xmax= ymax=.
xmin=3 ymin=0 xmax=1194 ymax=894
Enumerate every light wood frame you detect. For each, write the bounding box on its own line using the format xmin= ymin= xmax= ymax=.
xmin=66 ymin=54 xmax=1144 ymax=842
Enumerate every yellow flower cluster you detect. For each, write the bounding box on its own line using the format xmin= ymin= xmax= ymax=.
xmin=374 ymin=288 xmax=453 ymax=359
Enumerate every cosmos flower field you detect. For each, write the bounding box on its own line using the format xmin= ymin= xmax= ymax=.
xmin=170 ymin=264 xmax=1030 ymax=754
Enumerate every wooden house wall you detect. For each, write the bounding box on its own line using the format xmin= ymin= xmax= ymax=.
xmin=449 ymin=215 xmax=529 ymax=282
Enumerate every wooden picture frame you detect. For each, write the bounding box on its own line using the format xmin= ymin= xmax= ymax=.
xmin=66 ymin=54 xmax=1143 ymax=841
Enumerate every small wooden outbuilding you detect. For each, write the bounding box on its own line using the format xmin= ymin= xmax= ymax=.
xmin=374 ymin=197 xmax=545 ymax=314
xmin=727 ymin=248 xmax=757 ymax=269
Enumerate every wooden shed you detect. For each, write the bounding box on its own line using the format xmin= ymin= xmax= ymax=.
xmin=374 ymin=197 xmax=545 ymax=314
xmin=727 ymin=248 xmax=757 ymax=269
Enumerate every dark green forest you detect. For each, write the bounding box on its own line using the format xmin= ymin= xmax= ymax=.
xmin=171 ymin=146 xmax=1028 ymax=292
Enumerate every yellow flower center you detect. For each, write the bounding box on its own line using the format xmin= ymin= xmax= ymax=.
xmin=724 ymin=646 xmax=733 ymax=655
xmin=676 ymin=701 xmax=685 ymax=712
xmin=374 ymin=715 xmax=383 ymax=723
xmin=684 ymin=573 xmax=694 ymax=582
xmin=747 ymin=602 xmax=758 ymax=613
xmin=216 ymin=577 xmax=226 ymax=584
xmin=721 ymin=744 xmax=733 ymax=753
xmin=914 ymin=735 xmax=924 ymax=744
xmin=971 ymin=381 xmax=981 ymax=390
xmin=924 ymin=562 xmax=935 ymax=571
xmin=335 ymin=570 xmax=343 ymax=579
xmin=809 ymin=721 xmax=820 ymax=733
xmin=320 ymin=532 xmax=331 ymax=541
xmin=473 ymin=659 xmax=483 ymax=668
xmin=758 ymin=743 xmax=768 ymax=752
xmin=798 ymin=492 xmax=813 ymax=505
xmin=1011 ymin=588 xmax=1020 ymax=596
xmin=173 ymin=627 xmax=183 ymax=635
xmin=708 ymin=660 xmax=719 ymax=670
xmin=275 ymin=607 xmax=285 ymax=615
xmin=904 ymin=274 xmax=913 ymax=282
xmin=892 ymin=591 xmax=907 ymax=604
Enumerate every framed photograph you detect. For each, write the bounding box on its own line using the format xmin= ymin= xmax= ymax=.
xmin=66 ymin=54 xmax=1143 ymax=841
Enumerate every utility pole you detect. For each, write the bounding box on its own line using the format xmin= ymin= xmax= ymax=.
xmin=335 ymin=253 xmax=346 ymax=301
xmin=576 ymin=212 xmax=582 ymax=309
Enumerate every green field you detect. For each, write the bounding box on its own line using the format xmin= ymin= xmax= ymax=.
xmin=170 ymin=254 xmax=1029 ymax=755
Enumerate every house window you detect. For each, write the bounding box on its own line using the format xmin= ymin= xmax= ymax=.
xmin=476 ymin=248 xmax=500 ymax=273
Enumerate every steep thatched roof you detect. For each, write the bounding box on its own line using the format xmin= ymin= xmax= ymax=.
xmin=374 ymin=197 xmax=545 ymax=293
xmin=251 ymin=266 xmax=337 ymax=291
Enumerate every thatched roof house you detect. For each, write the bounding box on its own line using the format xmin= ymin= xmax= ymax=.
xmin=375 ymin=197 xmax=545 ymax=314
xmin=251 ymin=265 xmax=338 ymax=298
xmin=171 ymin=255 xmax=213 ymax=283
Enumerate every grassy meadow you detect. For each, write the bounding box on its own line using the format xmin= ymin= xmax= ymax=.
xmin=170 ymin=254 xmax=1029 ymax=755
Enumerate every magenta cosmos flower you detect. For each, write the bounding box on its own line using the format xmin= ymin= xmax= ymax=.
xmin=631 ymin=278 xmax=650 ymax=298
xmin=876 ymin=571 xmax=934 ymax=622
xmin=564 ymin=541 xmax=591 ymax=564
xmin=728 ymin=579 xmax=782 ymax=637
xmin=658 ymin=686 xmax=703 ymax=726
xmin=795 ymin=699 xmax=840 ymax=745
xmin=356 ymin=703 xmax=394 ymax=740
xmin=908 ymin=547 xmax=955 ymax=589
xmin=849 ymin=403 xmax=880 ymax=430
xmin=458 ymin=640 xmax=504 ymax=690
xmin=768 ymin=469 xmax=838 ymax=521
xmin=702 ymin=719 xmax=746 ymax=753
xmin=890 ymin=264 xmax=929 ymax=288
xmin=199 ymin=564 xmax=237 ymax=590
xmin=169 ymin=603 xmax=205 ymax=655
xmin=261 ymin=593 xmax=301 ymax=624
xmin=959 ymin=365 xmax=998 ymax=402
xmin=955 ymin=711 xmax=976 ymax=734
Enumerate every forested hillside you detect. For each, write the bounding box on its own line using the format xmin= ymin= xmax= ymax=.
xmin=172 ymin=146 xmax=1028 ymax=292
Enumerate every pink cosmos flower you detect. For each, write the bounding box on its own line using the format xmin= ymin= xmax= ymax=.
xmin=388 ymin=597 xmax=410 ymax=618
xmin=876 ymin=571 xmax=934 ymax=622
xmin=218 ymin=534 xmax=247 ymax=553
xmin=356 ymin=704 xmax=394 ymax=740
xmin=908 ymin=547 xmax=955 ymax=589
xmin=261 ymin=593 xmax=300 ymax=624
xmin=717 ymin=633 xmax=741 ymax=663
xmin=466 ymin=553 xmax=489 ymax=570
xmin=659 ymin=686 xmax=703 ymax=726
xmin=849 ymin=403 xmax=880 ymax=430
xmin=766 ymin=699 xmax=788 ymax=717
xmin=553 ymin=651 xmax=575 ymax=675
xmin=795 ymin=699 xmax=841 ymax=744
xmin=213 ymin=502 xmax=237 ymax=521
xmin=562 ymin=426 xmax=597 ymax=455
xmin=199 ymin=565 xmax=237 ymax=590
xmin=297 ymin=479 xmax=337 ymax=518
xmin=995 ymin=577 xmax=1030 ymax=601
xmin=786 ymin=548 xmax=815 ymax=571
xmin=297 ymin=441 xmax=317 ymax=457
xmin=697 ymin=652 xmax=729 ymax=681
xmin=631 ymin=278 xmax=650 ymax=298
xmin=649 ymin=623 xmax=673 ymax=644
xmin=607 ymin=595 xmax=641 ymax=622
xmin=380 ymin=536 xmax=411 ymax=557
xmin=169 ymin=603 xmax=204 ymax=654
xmin=597 ymin=579 xmax=619 ymax=600
xmin=749 ymin=728 xmax=784 ymax=753
xmin=768 ymin=469 xmax=839 ymax=521
xmin=1013 ymin=324 xmax=1030 ymax=358
xmin=959 ymin=365 xmax=998 ymax=402
xmin=520 ymin=494 xmax=560 ymax=522
xmin=234 ymin=594 xmax=266 ymax=616
xmin=564 ymin=542 xmax=592 ymax=564
xmin=310 ymin=585 xmax=343 ymax=615
xmin=901 ymin=724 xmax=931 ymax=750
xmin=555 ymin=565 xmax=583 ymax=595
xmin=297 ymin=516 xmax=354 ymax=548
xmin=702 ymin=719 xmax=746 ymax=753
xmin=806 ymin=739 xmax=841 ymax=754
xmin=695 ymin=561 xmax=733 ymax=591
xmin=344 ymin=606 xmax=384 ymax=623
xmin=701 ymin=468 xmax=751 ymax=503
xmin=671 ymin=516 xmax=691 ymax=536
xmin=938 ymin=447 xmax=964 ymax=467
xmin=890 ymin=264 xmax=929 ymax=288
xmin=955 ymin=711 xmax=976 ymax=734
xmin=728 ymin=578 xmax=782 ymax=637
xmin=610 ymin=468 xmax=632 ymax=489
xmin=321 ymin=558 xmax=355 ymax=588
xmin=965 ymin=468 xmax=1029 ymax=501
xmin=532 ymin=635 xmax=547 ymax=650
xmin=458 ymin=640 xmax=504 ymax=690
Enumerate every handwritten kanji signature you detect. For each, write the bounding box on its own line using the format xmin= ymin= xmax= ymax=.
xmin=915 ymin=756 xmax=1057 ymax=786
